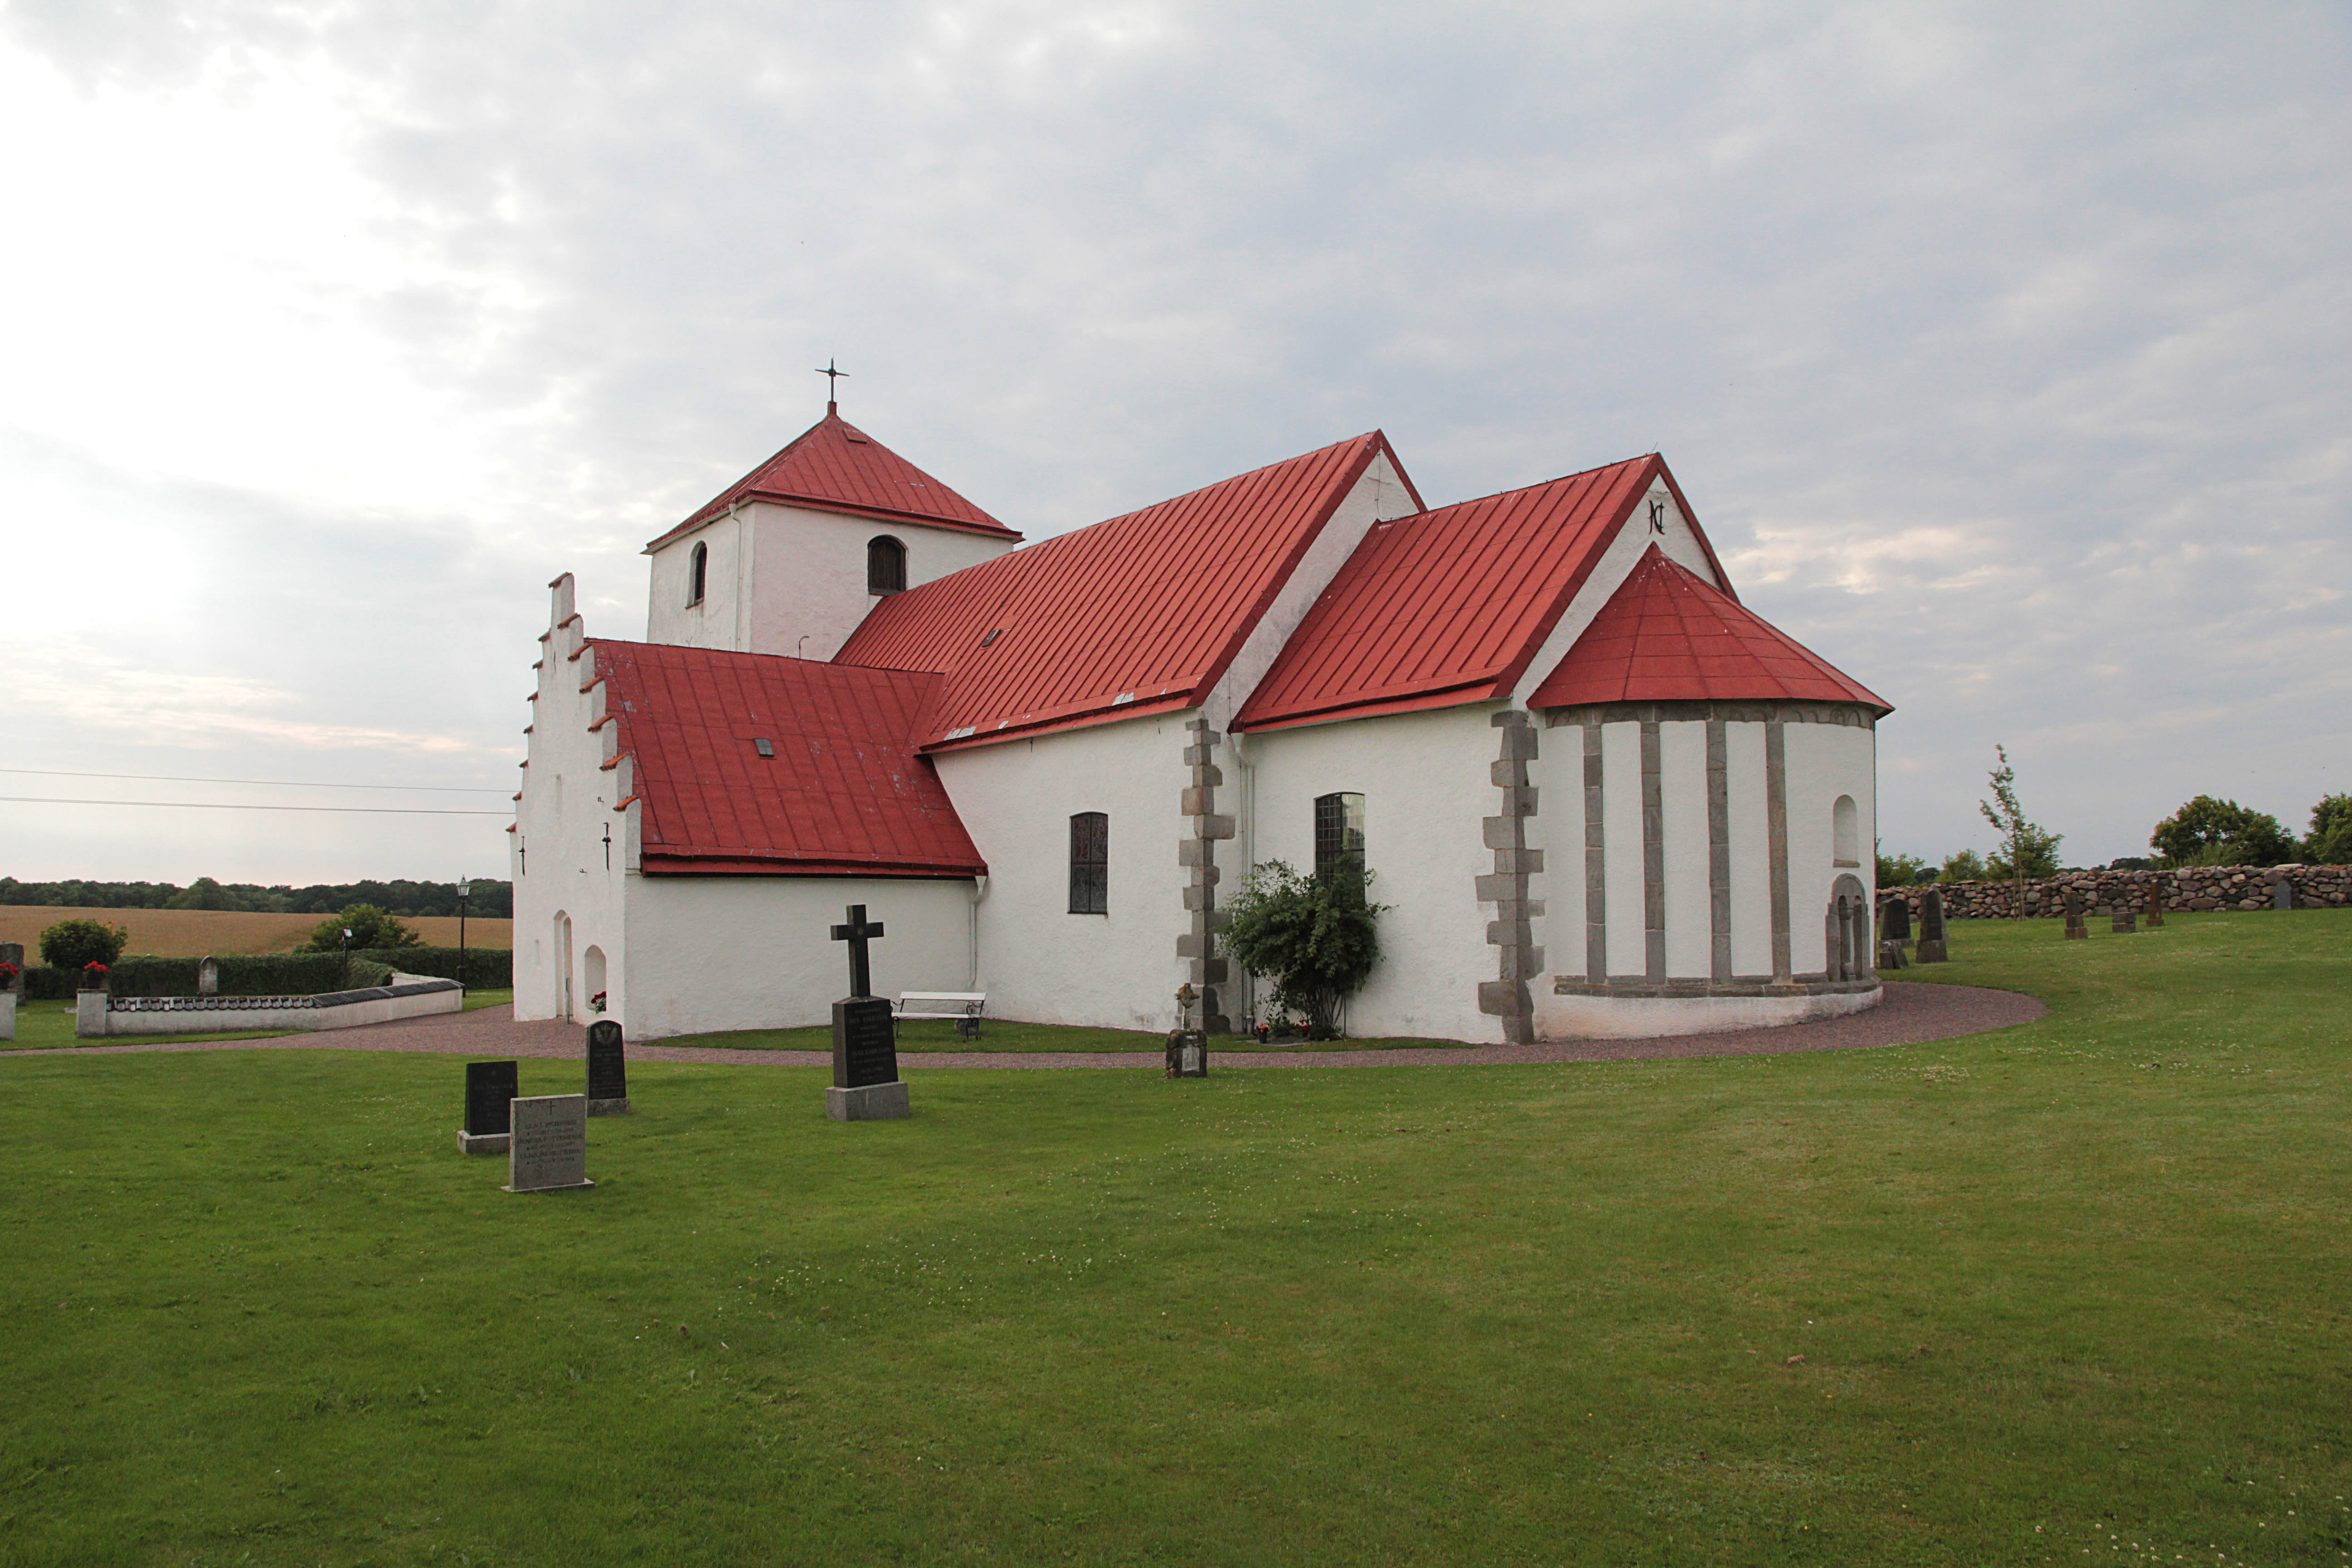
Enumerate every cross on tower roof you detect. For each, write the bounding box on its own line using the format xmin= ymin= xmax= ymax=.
xmin=815 ymin=357 xmax=848 ymax=413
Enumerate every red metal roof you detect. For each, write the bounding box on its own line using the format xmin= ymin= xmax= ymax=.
xmin=1235 ymin=454 xmax=1729 ymax=732
xmin=645 ymin=407 xmax=1019 ymax=552
xmin=833 ymin=432 xmax=1412 ymax=751
xmin=588 ymin=639 xmax=986 ymax=877
xmin=1527 ymin=546 xmax=1891 ymax=711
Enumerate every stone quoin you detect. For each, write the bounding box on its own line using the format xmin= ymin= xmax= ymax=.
xmin=512 ymin=401 xmax=1891 ymax=1042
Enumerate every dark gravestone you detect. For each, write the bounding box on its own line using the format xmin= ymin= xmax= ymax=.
xmin=1914 ymin=888 xmax=1949 ymax=964
xmin=1880 ymin=896 xmax=1912 ymax=946
xmin=826 ymin=906 xmax=908 ymax=1120
xmin=2145 ymin=882 xmax=2166 ymax=928
xmin=460 ymin=1059 xmax=519 ymax=1155
xmin=2111 ymin=905 xmax=2137 ymax=934
xmin=586 ymin=1019 xmax=629 ymax=1115
xmin=2063 ymin=887 xmax=2088 ymax=941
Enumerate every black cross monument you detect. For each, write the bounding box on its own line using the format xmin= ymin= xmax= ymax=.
xmin=826 ymin=904 xmax=908 ymax=1120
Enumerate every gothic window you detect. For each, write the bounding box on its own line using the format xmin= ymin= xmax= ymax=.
xmin=1833 ymin=794 xmax=1860 ymax=867
xmin=1313 ymin=792 xmax=1366 ymax=881
xmin=687 ymin=541 xmax=708 ymax=606
xmin=1069 ymin=812 xmax=1108 ymax=914
xmin=868 ymin=535 xmax=907 ymax=596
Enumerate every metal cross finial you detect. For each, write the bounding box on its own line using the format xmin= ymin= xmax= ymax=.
xmin=815 ymin=357 xmax=848 ymax=410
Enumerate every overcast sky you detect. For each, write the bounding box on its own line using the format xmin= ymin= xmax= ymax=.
xmin=3 ymin=0 xmax=2346 ymax=887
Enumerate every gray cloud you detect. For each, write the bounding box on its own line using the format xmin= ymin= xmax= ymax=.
xmin=3 ymin=0 xmax=2346 ymax=878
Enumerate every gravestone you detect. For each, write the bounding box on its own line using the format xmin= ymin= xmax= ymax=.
xmin=505 ymin=1094 xmax=594 ymax=1192
xmin=2110 ymin=905 xmax=2137 ymax=934
xmin=2063 ymin=887 xmax=2088 ymax=941
xmin=1165 ymin=982 xmax=1208 ymax=1078
xmin=1880 ymin=896 xmax=1912 ymax=947
xmin=827 ymin=904 xmax=909 ymax=1121
xmin=197 ymin=956 xmax=219 ymax=997
xmin=1914 ymin=889 xmax=1949 ymax=964
xmin=2272 ymin=876 xmax=2295 ymax=911
xmin=0 ymin=941 xmax=17 ymax=1043
xmin=459 ymin=1059 xmax=519 ymax=1155
xmin=585 ymin=1019 xmax=630 ymax=1115
xmin=2144 ymin=882 xmax=2165 ymax=928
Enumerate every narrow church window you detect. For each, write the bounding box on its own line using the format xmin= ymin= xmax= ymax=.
xmin=688 ymin=541 xmax=708 ymax=606
xmin=1313 ymin=792 xmax=1366 ymax=881
xmin=1833 ymin=794 xmax=1860 ymax=867
xmin=868 ymin=535 xmax=907 ymax=596
xmin=1069 ymin=811 xmax=1108 ymax=914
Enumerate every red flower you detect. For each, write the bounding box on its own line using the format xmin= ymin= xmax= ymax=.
xmin=83 ymin=962 xmax=109 ymax=975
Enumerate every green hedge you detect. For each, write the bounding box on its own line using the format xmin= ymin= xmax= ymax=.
xmin=351 ymin=945 xmax=510 ymax=989
xmin=19 ymin=953 xmax=396 ymax=1001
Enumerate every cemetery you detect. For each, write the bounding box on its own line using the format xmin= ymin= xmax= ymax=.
xmin=1 ymin=902 xmax=2346 ymax=1565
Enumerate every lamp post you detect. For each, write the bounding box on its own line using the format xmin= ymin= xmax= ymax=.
xmin=339 ymin=926 xmax=353 ymax=988
xmin=456 ymin=878 xmax=470 ymax=995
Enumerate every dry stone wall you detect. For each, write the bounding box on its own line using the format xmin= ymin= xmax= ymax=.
xmin=1887 ymin=865 xmax=2350 ymax=920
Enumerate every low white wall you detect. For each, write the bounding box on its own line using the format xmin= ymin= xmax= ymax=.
xmin=1539 ymin=984 xmax=1882 ymax=1040
xmin=83 ymin=983 xmax=465 ymax=1036
xmin=622 ymin=874 xmax=976 ymax=1039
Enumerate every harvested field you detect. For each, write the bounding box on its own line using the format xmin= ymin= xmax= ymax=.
xmin=0 ymin=905 xmax=514 ymax=958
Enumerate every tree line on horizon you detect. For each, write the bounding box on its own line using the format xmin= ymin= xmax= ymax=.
xmin=0 ymin=877 xmax=514 ymax=920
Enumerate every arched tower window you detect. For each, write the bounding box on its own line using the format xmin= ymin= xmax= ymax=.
xmin=868 ymin=535 xmax=907 ymax=596
xmin=1313 ymin=792 xmax=1366 ymax=881
xmin=1069 ymin=812 xmax=1108 ymax=914
xmin=687 ymin=541 xmax=708 ymax=606
xmin=1833 ymin=794 xmax=1860 ymax=867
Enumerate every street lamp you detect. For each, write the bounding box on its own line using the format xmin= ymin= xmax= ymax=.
xmin=340 ymin=926 xmax=353 ymax=987
xmin=456 ymin=878 xmax=471 ymax=995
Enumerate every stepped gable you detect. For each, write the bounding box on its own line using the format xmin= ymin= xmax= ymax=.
xmin=1527 ymin=545 xmax=1891 ymax=711
xmin=590 ymin=639 xmax=985 ymax=877
xmin=1235 ymin=454 xmax=1731 ymax=732
xmin=646 ymin=407 xmax=1019 ymax=551
xmin=834 ymin=432 xmax=1412 ymax=751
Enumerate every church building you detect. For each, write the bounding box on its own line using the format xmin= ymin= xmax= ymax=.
xmin=511 ymin=400 xmax=1890 ymax=1043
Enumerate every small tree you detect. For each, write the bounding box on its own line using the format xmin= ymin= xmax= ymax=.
xmin=39 ymin=917 xmax=130 ymax=969
xmin=1223 ymin=857 xmax=1386 ymax=1039
xmin=303 ymin=904 xmax=421 ymax=952
xmin=2151 ymin=796 xmax=2293 ymax=867
xmin=1980 ymin=745 xmax=2063 ymax=883
xmin=1876 ymin=846 xmax=1929 ymax=887
xmin=2303 ymin=794 xmax=2352 ymax=864
xmin=1939 ymin=848 xmax=1987 ymax=883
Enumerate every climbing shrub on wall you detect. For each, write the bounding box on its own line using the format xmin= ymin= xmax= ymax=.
xmin=1224 ymin=857 xmax=1386 ymax=1039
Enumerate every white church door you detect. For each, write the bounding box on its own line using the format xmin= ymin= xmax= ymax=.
xmin=554 ymin=911 xmax=575 ymax=1021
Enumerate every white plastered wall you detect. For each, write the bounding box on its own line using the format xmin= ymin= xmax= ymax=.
xmin=1235 ymin=705 xmax=1500 ymax=1043
xmin=931 ymin=714 xmax=1191 ymax=1032
xmin=512 ymin=576 xmax=633 ymax=1026
xmin=1783 ymin=720 xmax=1878 ymax=976
xmin=1509 ymin=476 xmax=1724 ymax=707
xmin=1659 ymin=720 xmax=1710 ymax=979
xmin=621 ymin=874 xmax=975 ymax=1039
xmin=1724 ymin=721 xmax=1773 ymax=976
xmin=646 ymin=501 xmax=1014 ymax=660
xmin=1601 ymin=721 xmax=1643 ymax=976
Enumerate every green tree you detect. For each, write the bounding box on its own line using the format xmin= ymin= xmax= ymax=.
xmin=1979 ymin=745 xmax=2063 ymax=880
xmin=2150 ymin=796 xmax=2294 ymax=867
xmin=2305 ymin=794 xmax=2352 ymax=864
xmin=39 ymin=917 xmax=130 ymax=969
xmin=1876 ymin=846 xmax=1930 ymax=888
xmin=1223 ymin=857 xmax=1386 ymax=1039
xmin=166 ymin=877 xmax=240 ymax=911
xmin=303 ymin=904 xmax=421 ymax=952
xmin=1939 ymin=849 xmax=1987 ymax=883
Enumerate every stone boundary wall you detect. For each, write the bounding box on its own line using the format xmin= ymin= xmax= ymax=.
xmin=1886 ymin=865 xmax=2350 ymax=920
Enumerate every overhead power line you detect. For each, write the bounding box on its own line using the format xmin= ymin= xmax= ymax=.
xmin=1 ymin=796 xmax=507 ymax=817
xmin=0 ymin=767 xmax=508 ymax=794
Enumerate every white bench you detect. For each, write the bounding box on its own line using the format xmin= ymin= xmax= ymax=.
xmin=893 ymin=991 xmax=987 ymax=1040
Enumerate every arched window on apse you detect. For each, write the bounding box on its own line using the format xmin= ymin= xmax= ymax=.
xmin=1833 ymin=795 xmax=1860 ymax=867
xmin=1313 ymin=792 xmax=1366 ymax=882
xmin=868 ymin=536 xmax=907 ymax=595
xmin=687 ymin=541 xmax=708 ymax=606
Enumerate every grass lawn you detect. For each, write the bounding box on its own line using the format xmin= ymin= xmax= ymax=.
xmin=1 ymin=915 xmax=2347 ymax=1566
xmin=675 ymin=1017 xmax=1482 ymax=1053
xmin=3 ymin=990 xmax=515 ymax=1053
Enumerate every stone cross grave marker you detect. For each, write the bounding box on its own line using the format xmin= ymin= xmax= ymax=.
xmin=585 ymin=1019 xmax=630 ymax=1115
xmin=459 ymin=1059 xmax=518 ymax=1155
xmin=506 ymin=1094 xmax=594 ymax=1192
xmin=1914 ymin=889 xmax=1948 ymax=964
xmin=828 ymin=903 xmax=909 ymax=1121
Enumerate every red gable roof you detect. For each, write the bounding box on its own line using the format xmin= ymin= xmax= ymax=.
xmin=646 ymin=407 xmax=1019 ymax=551
xmin=834 ymin=432 xmax=1414 ymax=751
xmin=1235 ymin=454 xmax=1729 ymax=733
xmin=589 ymin=639 xmax=985 ymax=877
xmin=1527 ymin=546 xmax=1891 ymax=712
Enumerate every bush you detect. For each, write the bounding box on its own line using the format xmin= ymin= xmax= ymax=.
xmin=1939 ymin=850 xmax=1987 ymax=883
xmin=2151 ymin=796 xmax=2294 ymax=867
xmin=39 ymin=918 xmax=129 ymax=969
xmin=20 ymin=952 xmax=397 ymax=1000
xmin=1224 ymin=857 xmax=1386 ymax=1038
xmin=1876 ymin=849 xmax=1930 ymax=888
xmin=303 ymin=904 xmax=421 ymax=952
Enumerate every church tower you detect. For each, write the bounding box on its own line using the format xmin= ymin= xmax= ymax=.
xmin=643 ymin=401 xmax=1021 ymax=662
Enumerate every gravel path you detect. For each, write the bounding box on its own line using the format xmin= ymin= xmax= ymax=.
xmin=8 ymin=981 xmax=2042 ymax=1069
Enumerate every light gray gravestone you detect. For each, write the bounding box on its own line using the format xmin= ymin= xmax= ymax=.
xmin=197 ymin=956 xmax=219 ymax=996
xmin=505 ymin=1094 xmax=594 ymax=1193
xmin=2272 ymin=876 xmax=2295 ymax=911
